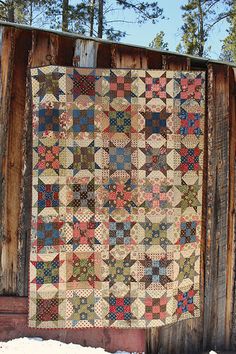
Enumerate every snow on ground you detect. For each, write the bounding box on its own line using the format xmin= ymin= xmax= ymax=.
xmin=0 ymin=337 xmax=126 ymax=354
xmin=0 ymin=337 xmax=218 ymax=354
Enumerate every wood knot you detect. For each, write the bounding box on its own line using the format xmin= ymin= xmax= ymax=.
xmin=73 ymin=56 xmax=80 ymax=67
xmin=45 ymin=54 xmax=53 ymax=64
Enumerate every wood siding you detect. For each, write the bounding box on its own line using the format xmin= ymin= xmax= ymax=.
xmin=0 ymin=24 xmax=235 ymax=354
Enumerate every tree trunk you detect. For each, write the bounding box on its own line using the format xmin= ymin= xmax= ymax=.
xmin=7 ymin=1 xmax=15 ymax=22
xmin=29 ymin=0 xmax=33 ymax=26
xmin=62 ymin=0 xmax=69 ymax=31
xmin=98 ymin=0 xmax=103 ymax=38
xmin=89 ymin=0 xmax=95 ymax=37
xmin=197 ymin=0 xmax=205 ymax=57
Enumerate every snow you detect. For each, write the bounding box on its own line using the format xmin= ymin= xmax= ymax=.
xmin=0 ymin=337 xmax=115 ymax=354
xmin=0 ymin=337 xmax=218 ymax=354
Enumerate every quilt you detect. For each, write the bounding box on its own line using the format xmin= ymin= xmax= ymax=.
xmin=29 ymin=66 xmax=205 ymax=329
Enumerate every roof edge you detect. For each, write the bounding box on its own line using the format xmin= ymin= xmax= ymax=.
xmin=0 ymin=20 xmax=235 ymax=68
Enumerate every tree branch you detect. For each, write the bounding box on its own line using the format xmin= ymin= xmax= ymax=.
xmin=117 ymin=0 xmax=162 ymax=21
xmin=207 ymin=11 xmax=235 ymax=30
xmin=0 ymin=0 xmax=7 ymax=7
xmin=204 ymin=0 xmax=221 ymax=14
xmin=106 ymin=19 xmax=136 ymax=24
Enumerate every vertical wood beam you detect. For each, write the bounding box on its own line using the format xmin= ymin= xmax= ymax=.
xmin=0 ymin=27 xmax=15 ymax=293
xmin=110 ymin=44 xmax=148 ymax=69
xmin=227 ymin=67 xmax=236 ymax=349
xmin=203 ymin=64 xmax=231 ymax=351
xmin=30 ymin=31 xmax=59 ymax=67
xmin=73 ymin=39 xmax=98 ymax=67
xmin=0 ymin=28 xmax=31 ymax=294
xmin=162 ymin=54 xmax=191 ymax=71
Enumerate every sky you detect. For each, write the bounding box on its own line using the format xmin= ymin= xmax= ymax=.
xmin=105 ymin=0 xmax=229 ymax=59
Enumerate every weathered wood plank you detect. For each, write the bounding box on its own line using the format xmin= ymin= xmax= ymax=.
xmin=229 ymin=67 xmax=236 ymax=350
xmin=0 ymin=28 xmax=31 ymax=295
xmin=110 ymin=44 xmax=148 ymax=69
xmin=162 ymin=54 xmax=190 ymax=71
xmin=0 ymin=27 xmax=15 ymax=294
xmin=96 ymin=43 xmax=111 ymax=68
xmin=57 ymin=35 xmax=75 ymax=66
xmin=224 ymin=66 xmax=236 ymax=349
xmin=146 ymin=50 xmax=162 ymax=69
xmin=30 ymin=31 xmax=59 ymax=67
xmin=73 ymin=39 xmax=98 ymax=67
xmin=203 ymin=64 xmax=230 ymax=351
xmin=0 ymin=296 xmax=27 ymax=313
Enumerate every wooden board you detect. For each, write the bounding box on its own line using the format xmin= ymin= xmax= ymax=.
xmin=203 ymin=64 xmax=234 ymax=351
xmin=0 ymin=27 xmax=32 ymax=295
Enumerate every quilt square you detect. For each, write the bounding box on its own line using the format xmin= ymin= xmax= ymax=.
xmin=108 ymin=296 xmax=132 ymax=321
xmin=37 ymin=182 xmax=59 ymax=212
xmin=110 ymin=71 xmax=133 ymax=100
xmin=145 ymin=297 xmax=167 ymax=320
xmin=109 ymin=107 xmax=131 ymax=132
xmin=67 ymin=180 xmax=95 ymax=212
xmin=69 ymin=146 xmax=95 ymax=171
xmin=73 ymin=109 xmax=94 ymax=132
xmin=179 ymin=221 xmax=197 ymax=244
xmin=109 ymin=147 xmax=132 ymax=170
xmin=38 ymin=105 xmax=60 ymax=133
xmin=35 ymin=297 xmax=62 ymax=322
xmin=69 ymin=70 xmax=96 ymax=98
xmin=36 ymin=219 xmax=64 ymax=248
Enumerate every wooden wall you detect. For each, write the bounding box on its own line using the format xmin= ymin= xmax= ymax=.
xmin=0 ymin=24 xmax=235 ymax=354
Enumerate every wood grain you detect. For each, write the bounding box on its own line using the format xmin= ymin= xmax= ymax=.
xmin=110 ymin=44 xmax=148 ymax=69
xmin=74 ymin=39 xmax=98 ymax=67
xmin=203 ymin=64 xmax=231 ymax=351
xmin=0 ymin=28 xmax=31 ymax=294
xmin=0 ymin=27 xmax=15 ymax=294
xmin=228 ymin=67 xmax=236 ymax=350
xmin=162 ymin=54 xmax=190 ymax=71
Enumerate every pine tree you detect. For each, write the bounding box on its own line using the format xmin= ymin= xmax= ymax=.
xmin=0 ymin=0 xmax=164 ymax=42
xmin=220 ymin=1 xmax=236 ymax=62
xmin=0 ymin=0 xmax=28 ymax=23
xmin=177 ymin=0 xmax=233 ymax=57
xmin=149 ymin=31 xmax=168 ymax=50
xmin=45 ymin=0 xmax=164 ymax=41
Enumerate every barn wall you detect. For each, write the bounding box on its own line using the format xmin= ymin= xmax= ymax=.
xmin=0 ymin=25 xmax=235 ymax=354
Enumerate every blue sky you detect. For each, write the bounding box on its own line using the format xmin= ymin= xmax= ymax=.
xmin=105 ymin=0 xmax=229 ymax=59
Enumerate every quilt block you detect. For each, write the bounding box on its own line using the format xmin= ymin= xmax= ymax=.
xmin=29 ymin=66 xmax=205 ymax=328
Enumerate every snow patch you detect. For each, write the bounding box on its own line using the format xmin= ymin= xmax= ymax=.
xmin=0 ymin=337 xmax=112 ymax=354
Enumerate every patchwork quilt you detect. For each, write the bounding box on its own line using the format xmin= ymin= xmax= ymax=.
xmin=29 ymin=66 xmax=205 ymax=329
